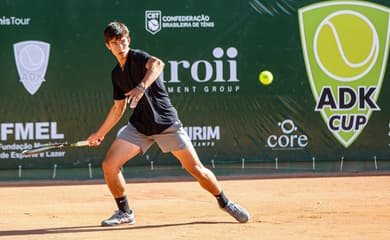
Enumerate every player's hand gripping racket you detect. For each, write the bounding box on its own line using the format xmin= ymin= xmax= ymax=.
xmin=127 ymin=96 xmax=138 ymax=109
xmin=21 ymin=140 xmax=89 ymax=156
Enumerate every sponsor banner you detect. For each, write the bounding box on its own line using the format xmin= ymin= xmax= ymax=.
xmin=299 ymin=1 xmax=390 ymax=148
xmin=0 ymin=122 xmax=66 ymax=160
xmin=0 ymin=0 xmax=388 ymax=171
xmin=162 ymin=47 xmax=240 ymax=94
xmin=145 ymin=10 xmax=215 ymax=35
xmin=0 ymin=16 xmax=31 ymax=26
xmin=183 ymin=125 xmax=220 ymax=147
xmin=14 ymin=41 xmax=50 ymax=95
xmin=266 ymin=119 xmax=308 ymax=151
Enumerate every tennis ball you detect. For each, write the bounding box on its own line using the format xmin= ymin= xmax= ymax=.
xmin=259 ymin=70 xmax=273 ymax=85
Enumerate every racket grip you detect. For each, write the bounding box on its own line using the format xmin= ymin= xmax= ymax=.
xmin=74 ymin=140 xmax=90 ymax=147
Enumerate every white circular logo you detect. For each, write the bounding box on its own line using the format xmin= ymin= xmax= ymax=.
xmin=18 ymin=44 xmax=45 ymax=71
xmin=313 ymin=10 xmax=379 ymax=82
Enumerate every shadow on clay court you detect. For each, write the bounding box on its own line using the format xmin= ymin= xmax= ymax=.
xmin=0 ymin=221 xmax=236 ymax=236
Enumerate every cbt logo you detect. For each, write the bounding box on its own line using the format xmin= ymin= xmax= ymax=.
xmin=299 ymin=1 xmax=390 ymax=147
xmin=266 ymin=120 xmax=308 ymax=150
xmin=145 ymin=10 xmax=161 ymax=35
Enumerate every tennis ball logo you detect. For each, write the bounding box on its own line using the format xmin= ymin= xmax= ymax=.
xmin=19 ymin=45 xmax=45 ymax=71
xmin=148 ymin=19 xmax=159 ymax=32
xmin=314 ymin=10 xmax=379 ymax=82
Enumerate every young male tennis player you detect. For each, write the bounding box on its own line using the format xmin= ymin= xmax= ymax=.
xmin=88 ymin=22 xmax=250 ymax=226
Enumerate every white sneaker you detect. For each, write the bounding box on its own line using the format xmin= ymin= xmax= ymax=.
xmin=101 ymin=210 xmax=136 ymax=226
xmin=223 ymin=201 xmax=250 ymax=223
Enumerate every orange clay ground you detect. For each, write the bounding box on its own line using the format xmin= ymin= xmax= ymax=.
xmin=0 ymin=175 xmax=389 ymax=240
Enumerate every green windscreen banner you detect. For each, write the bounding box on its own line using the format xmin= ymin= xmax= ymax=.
xmin=0 ymin=0 xmax=389 ymax=170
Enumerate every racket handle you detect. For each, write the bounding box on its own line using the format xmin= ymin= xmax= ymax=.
xmin=73 ymin=140 xmax=90 ymax=147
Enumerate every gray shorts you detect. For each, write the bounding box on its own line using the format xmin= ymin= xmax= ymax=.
xmin=117 ymin=121 xmax=192 ymax=154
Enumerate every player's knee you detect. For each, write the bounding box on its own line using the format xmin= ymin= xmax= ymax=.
xmin=102 ymin=158 xmax=119 ymax=174
xmin=191 ymin=166 xmax=212 ymax=182
xmin=101 ymin=160 xmax=109 ymax=173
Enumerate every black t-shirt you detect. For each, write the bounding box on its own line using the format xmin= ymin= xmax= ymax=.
xmin=111 ymin=49 xmax=179 ymax=135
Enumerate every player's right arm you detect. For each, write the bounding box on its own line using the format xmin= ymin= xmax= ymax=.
xmin=88 ymin=99 xmax=127 ymax=146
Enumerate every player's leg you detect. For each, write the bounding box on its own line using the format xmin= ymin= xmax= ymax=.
xmin=155 ymin=121 xmax=250 ymax=223
xmin=102 ymin=138 xmax=140 ymax=198
xmin=172 ymin=145 xmax=250 ymax=223
xmin=172 ymin=145 xmax=221 ymax=195
xmin=101 ymin=123 xmax=154 ymax=226
xmin=101 ymin=138 xmax=141 ymax=226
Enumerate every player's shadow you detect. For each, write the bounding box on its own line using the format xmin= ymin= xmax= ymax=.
xmin=0 ymin=221 xmax=236 ymax=236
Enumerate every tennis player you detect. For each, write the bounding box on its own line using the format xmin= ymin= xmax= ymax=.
xmin=88 ymin=21 xmax=250 ymax=226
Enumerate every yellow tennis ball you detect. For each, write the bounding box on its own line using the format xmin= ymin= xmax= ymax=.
xmin=259 ymin=70 xmax=273 ymax=85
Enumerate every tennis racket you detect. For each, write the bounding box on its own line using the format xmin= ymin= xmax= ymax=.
xmin=21 ymin=140 xmax=89 ymax=156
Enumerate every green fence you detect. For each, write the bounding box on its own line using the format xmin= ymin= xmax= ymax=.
xmin=1 ymin=0 xmax=389 ymax=180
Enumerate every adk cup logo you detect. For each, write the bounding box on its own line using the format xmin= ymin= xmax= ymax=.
xmin=299 ymin=1 xmax=390 ymax=148
xmin=13 ymin=41 xmax=50 ymax=95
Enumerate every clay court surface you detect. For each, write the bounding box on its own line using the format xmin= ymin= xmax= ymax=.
xmin=0 ymin=175 xmax=389 ymax=240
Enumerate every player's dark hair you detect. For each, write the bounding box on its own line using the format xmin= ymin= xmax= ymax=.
xmin=104 ymin=22 xmax=129 ymax=43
